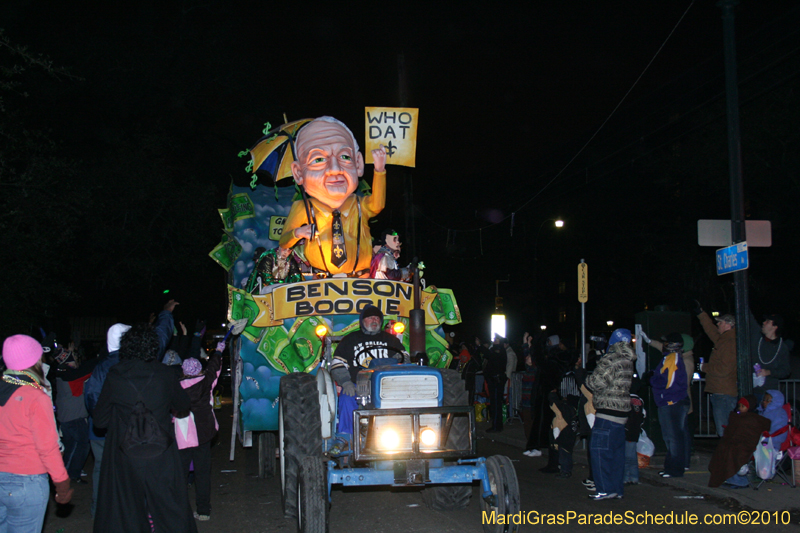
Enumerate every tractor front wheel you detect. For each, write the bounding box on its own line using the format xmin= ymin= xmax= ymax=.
xmin=481 ymin=455 xmax=520 ymax=533
xmin=279 ymin=373 xmax=323 ymax=518
xmin=422 ymin=368 xmax=473 ymax=510
xmin=297 ymin=455 xmax=329 ymax=533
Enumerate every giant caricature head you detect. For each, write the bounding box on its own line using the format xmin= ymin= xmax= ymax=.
xmin=291 ymin=117 xmax=365 ymax=211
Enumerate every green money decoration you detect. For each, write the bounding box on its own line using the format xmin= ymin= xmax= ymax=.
xmin=425 ymin=327 xmax=452 ymax=368
xmin=229 ymin=193 xmax=255 ymax=222
xmin=435 ymin=288 xmax=461 ymax=325
xmin=218 ymin=207 xmax=234 ymax=232
xmin=253 ymin=316 xmax=325 ymax=374
xmin=256 ymin=326 xmax=291 ymax=373
xmin=209 ymin=233 xmax=242 ymax=271
xmin=227 ymin=287 xmax=263 ymax=342
xmin=281 ymin=316 xmax=325 ymax=373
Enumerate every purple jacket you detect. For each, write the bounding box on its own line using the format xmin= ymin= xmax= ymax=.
xmin=650 ymin=352 xmax=688 ymax=408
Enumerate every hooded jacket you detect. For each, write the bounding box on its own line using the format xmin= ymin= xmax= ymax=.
xmin=179 ymin=351 xmax=222 ymax=445
xmin=84 ymin=323 xmax=130 ymax=439
xmin=331 ymin=306 xmax=405 ymax=381
xmin=585 ymin=341 xmax=634 ymax=419
xmin=758 ymin=389 xmax=788 ymax=450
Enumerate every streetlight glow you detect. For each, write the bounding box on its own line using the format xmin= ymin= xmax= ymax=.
xmin=555 ymin=219 xmax=564 ymax=228
xmin=491 ymin=314 xmax=506 ymax=340
xmin=540 ymin=325 xmax=547 ymax=331
xmin=607 ymin=320 xmax=614 ymax=327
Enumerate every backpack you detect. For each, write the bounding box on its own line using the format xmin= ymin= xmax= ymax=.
xmin=119 ymin=375 xmax=171 ymax=459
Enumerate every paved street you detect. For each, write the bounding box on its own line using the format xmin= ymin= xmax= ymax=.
xmin=44 ymin=396 xmax=800 ymax=532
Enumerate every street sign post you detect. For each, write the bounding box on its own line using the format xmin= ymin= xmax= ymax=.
xmin=578 ymin=260 xmax=588 ymax=367
xmin=716 ymin=242 xmax=749 ymax=275
xmin=698 ymin=219 xmax=771 ymax=247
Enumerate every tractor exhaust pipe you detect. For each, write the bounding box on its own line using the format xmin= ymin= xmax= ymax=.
xmin=410 ymin=259 xmax=427 ymax=365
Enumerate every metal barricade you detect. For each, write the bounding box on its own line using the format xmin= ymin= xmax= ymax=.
xmin=693 ymin=378 xmax=800 ymax=437
xmin=507 ymin=372 xmax=524 ymax=423
xmin=780 ymin=380 xmax=800 ymax=427
xmin=692 ymin=376 xmax=716 ymax=438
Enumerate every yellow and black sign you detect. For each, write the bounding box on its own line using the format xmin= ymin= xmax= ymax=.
xmin=269 ymin=215 xmax=286 ymax=241
xmin=244 ymin=279 xmax=441 ymax=327
xmin=364 ymin=107 xmax=419 ymax=168
xmin=578 ymin=262 xmax=588 ymax=303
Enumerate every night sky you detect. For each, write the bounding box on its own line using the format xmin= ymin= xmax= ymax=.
xmin=3 ymin=0 xmax=800 ymax=345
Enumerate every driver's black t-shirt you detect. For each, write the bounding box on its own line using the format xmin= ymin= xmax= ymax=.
xmin=332 ymin=330 xmax=405 ymax=381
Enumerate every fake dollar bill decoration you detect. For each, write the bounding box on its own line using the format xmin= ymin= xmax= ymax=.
xmin=208 ymin=233 xmax=242 ymax=271
xmin=229 ymin=193 xmax=255 ymax=222
xmin=218 ymin=207 xmax=234 ymax=232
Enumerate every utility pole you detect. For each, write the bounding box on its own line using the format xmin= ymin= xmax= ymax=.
xmin=718 ymin=0 xmax=752 ymax=395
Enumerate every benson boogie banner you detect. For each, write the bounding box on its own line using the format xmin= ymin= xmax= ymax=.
xmin=236 ymin=279 xmax=459 ymax=328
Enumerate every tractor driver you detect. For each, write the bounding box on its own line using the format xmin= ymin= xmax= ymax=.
xmin=279 ymin=117 xmax=387 ymax=277
xmin=329 ymin=305 xmax=405 ymax=395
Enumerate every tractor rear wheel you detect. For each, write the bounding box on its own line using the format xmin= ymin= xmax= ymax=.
xmin=422 ymin=369 xmax=473 ymax=510
xmin=279 ymin=373 xmax=323 ymax=518
xmin=257 ymin=431 xmax=276 ymax=479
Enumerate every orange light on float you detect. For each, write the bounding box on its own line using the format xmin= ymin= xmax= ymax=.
xmin=392 ymin=321 xmax=405 ymax=335
xmin=315 ymin=324 xmax=328 ymax=338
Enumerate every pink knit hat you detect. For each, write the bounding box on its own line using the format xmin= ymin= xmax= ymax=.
xmin=3 ymin=335 xmax=44 ymax=371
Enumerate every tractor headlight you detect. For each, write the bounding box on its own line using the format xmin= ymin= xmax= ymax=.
xmin=420 ymin=428 xmax=437 ymax=446
xmin=379 ymin=428 xmax=400 ymax=450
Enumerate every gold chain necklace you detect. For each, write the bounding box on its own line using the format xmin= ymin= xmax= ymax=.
xmin=2 ymin=372 xmax=43 ymax=391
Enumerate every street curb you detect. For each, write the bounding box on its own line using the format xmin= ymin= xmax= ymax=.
xmin=476 ymin=422 xmax=799 ymax=512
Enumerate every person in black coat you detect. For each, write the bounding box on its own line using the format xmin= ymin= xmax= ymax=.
xmin=485 ymin=335 xmax=508 ymax=433
xmin=93 ymin=323 xmax=196 ymax=533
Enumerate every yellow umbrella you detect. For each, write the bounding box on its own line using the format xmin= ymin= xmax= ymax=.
xmin=249 ymin=119 xmax=313 ymax=185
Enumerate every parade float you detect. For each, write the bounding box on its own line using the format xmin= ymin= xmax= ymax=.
xmin=210 ymin=115 xmax=461 ymax=457
xmin=210 ymin=113 xmax=518 ymax=532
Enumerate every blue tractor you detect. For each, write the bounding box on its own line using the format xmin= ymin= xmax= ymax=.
xmin=278 ymin=341 xmax=520 ymax=533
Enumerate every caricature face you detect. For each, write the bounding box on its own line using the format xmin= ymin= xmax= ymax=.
xmin=385 ymin=234 xmax=401 ymax=252
xmin=291 ymin=120 xmax=365 ymax=211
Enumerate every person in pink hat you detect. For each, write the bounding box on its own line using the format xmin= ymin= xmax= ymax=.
xmin=1 ymin=334 xmax=73 ymax=532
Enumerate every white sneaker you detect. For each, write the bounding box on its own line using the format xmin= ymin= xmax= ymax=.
xmin=529 ymin=449 xmax=542 ymax=457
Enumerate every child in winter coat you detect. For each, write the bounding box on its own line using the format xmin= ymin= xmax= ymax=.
xmin=623 ymin=384 xmax=646 ymax=484
xmin=178 ymin=342 xmax=223 ymax=521
xmin=757 ymin=389 xmax=788 ymax=450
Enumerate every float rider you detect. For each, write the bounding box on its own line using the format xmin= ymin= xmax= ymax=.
xmin=370 ymin=228 xmax=411 ymax=281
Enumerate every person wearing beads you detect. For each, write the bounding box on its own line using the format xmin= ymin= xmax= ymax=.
xmin=749 ymin=310 xmax=793 ymax=400
xmin=1 ymin=335 xmax=73 ymax=532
